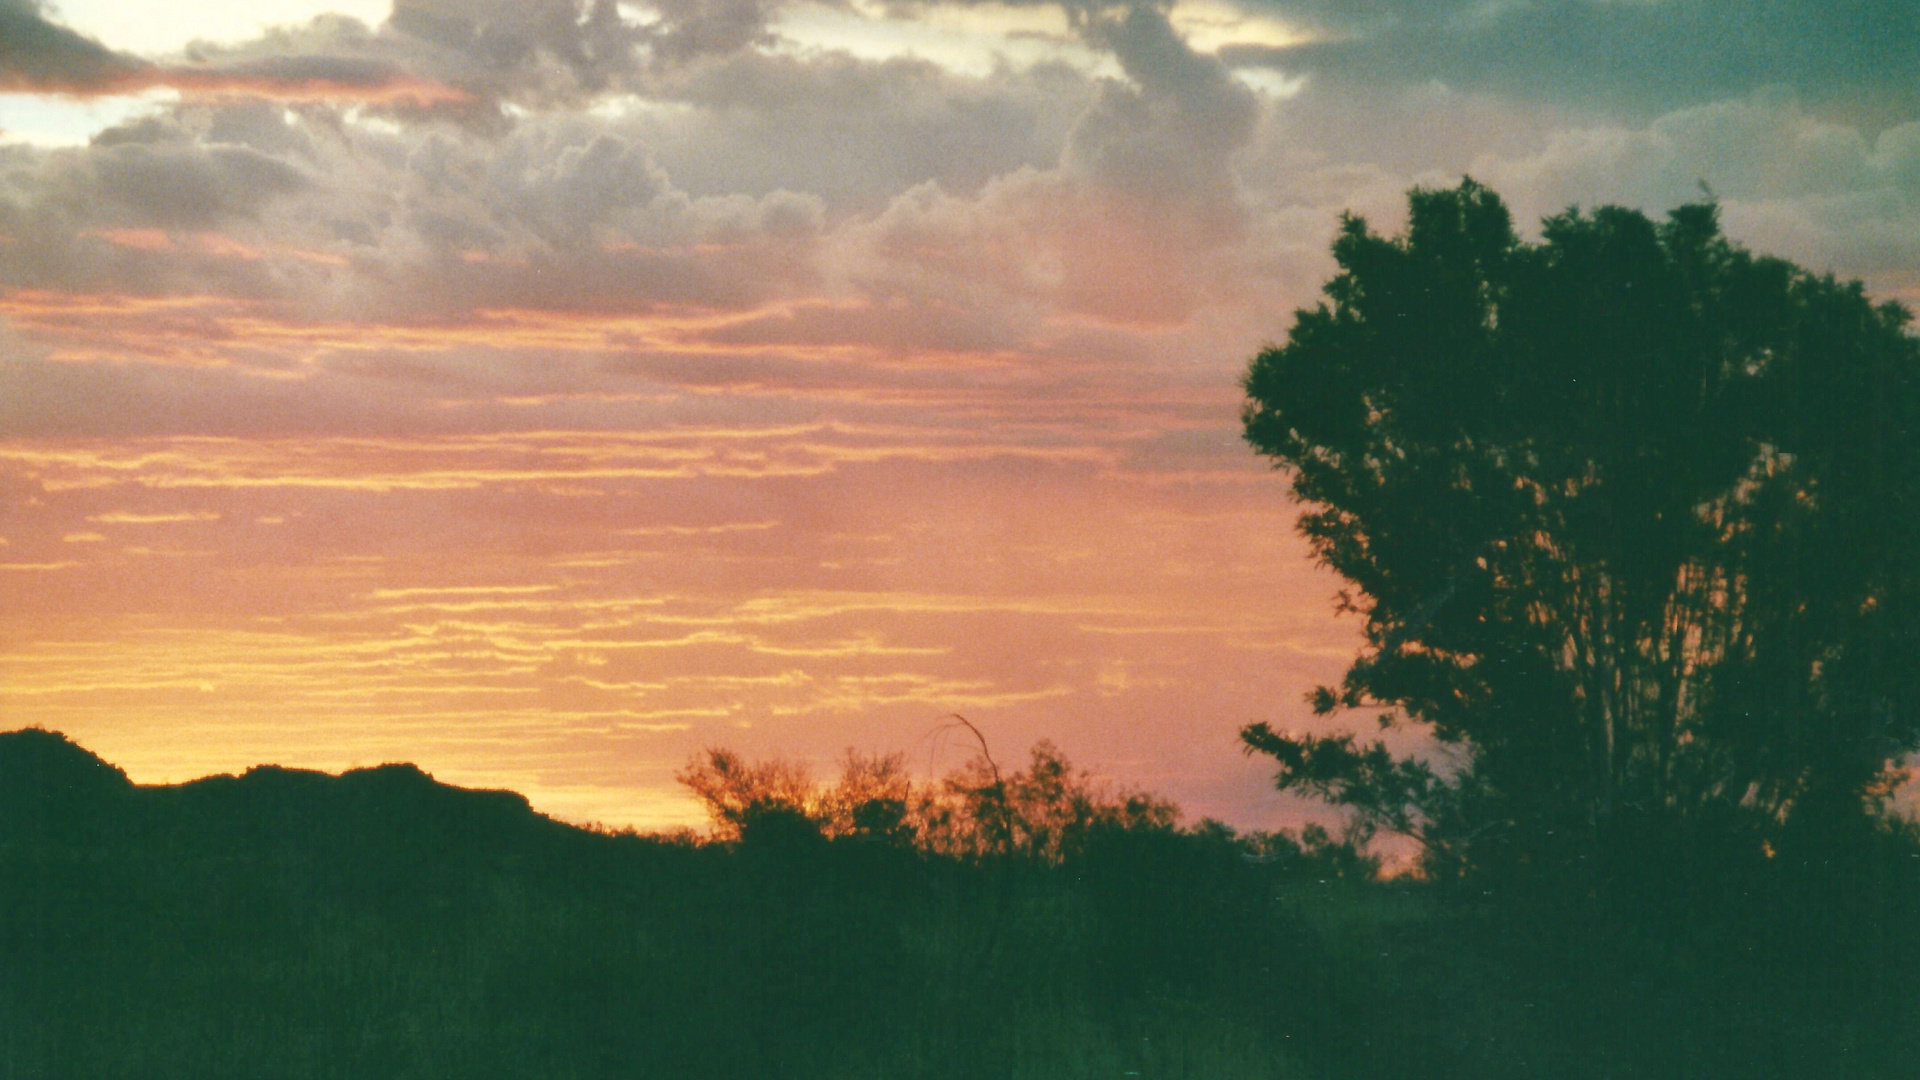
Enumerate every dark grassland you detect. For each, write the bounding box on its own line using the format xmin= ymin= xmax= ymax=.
xmin=2 ymin=727 xmax=1918 ymax=1079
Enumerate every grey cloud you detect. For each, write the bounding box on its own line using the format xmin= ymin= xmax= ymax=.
xmin=0 ymin=2 xmax=483 ymax=121
xmin=0 ymin=137 xmax=297 ymax=301
xmin=91 ymin=101 xmax=320 ymax=159
xmin=0 ymin=136 xmax=318 ymax=245
xmin=389 ymin=0 xmax=641 ymax=97
xmin=1239 ymin=85 xmax=1920 ymax=313
xmin=1455 ymin=95 xmax=1920 ymax=306
xmin=501 ymin=133 xmax=676 ymax=247
xmin=0 ymin=108 xmax=808 ymax=315
xmin=837 ymin=60 xmax=1262 ymax=329
xmin=270 ymin=121 xmax=832 ymax=318
xmin=636 ymin=52 xmax=1090 ymax=209
xmin=1239 ymin=77 xmax=1574 ymax=185
xmin=1244 ymin=0 xmax=1920 ymax=118
xmin=194 ymin=52 xmax=427 ymax=90
xmin=1067 ymin=3 xmax=1258 ymax=210
xmin=73 ymin=143 xmax=309 ymax=229
xmin=448 ymin=127 xmax=826 ymax=250
xmin=646 ymin=0 xmax=781 ymax=62
xmin=0 ymin=4 xmax=472 ymax=106
xmin=1879 ymin=123 xmax=1920 ymax=193
xmin=0 ymin=0 xmax=141 ymax=91
xmin=413 ymin=207 xmax=822 ymax=315
xmin=380 ymin=0 xmax=794 ymax=102
xmin=90 ymin=114 xmax=198 ymax=148
xmin=353 ymin=0 xmax=1919 ymax=134
xmin=811 ymin=3 xmax=1268 ymax=331
xmin=1472 ymin=96 xmax=1918 ymax=221
xmin=155 ymin=0 xmax=801 ymax=117
xmin=205 ymin=103 xmax=322 ymax=159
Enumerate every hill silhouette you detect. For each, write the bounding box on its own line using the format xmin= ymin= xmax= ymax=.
xmin=3 ymin=728 xmax=1918 ymax=1079
xmin=0 ymin=729 xmax=1342 ymax=1079
xmin=0 ymin=728 xmax=132 ymax=840
xmin=0 ymin=727 xmax=541 ymax=851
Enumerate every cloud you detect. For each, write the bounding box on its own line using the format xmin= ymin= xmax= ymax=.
xmin=2 ymin=0 xmax=1910 ymax=348
xmin=375 ymin=0 xmax=638 ymax=109
xmin=818 ymin=3 xmax=1263 ymax=328
xmin=631 ymin=51 xmax=1091 ymax=210
xmin=646 ymin=0 xmax=782 ymax=62
xmin=0 ymin=0 xmax=139 ymax=92
xmin=0 ymin=2 xmax=467 ymax=104
xmin=1457 ymin=93 xmax=1920 ymax=303
xmin=161 ymin=55 xmax=473 ymax=107
xmin=0 ymin=100 xmax=836 ymax=320
xmin=337 ymin=127 xmax=829 ymax=318
xmin=0 ymin=0 xmax=1271 ymax=334
xmin=1244 ymin=0 xmax=1920 ymax=117
xmin=79 ymin=142 xmax=309 ymax=228
xmin=1072 ymin=3 xmax=1259 ymax=199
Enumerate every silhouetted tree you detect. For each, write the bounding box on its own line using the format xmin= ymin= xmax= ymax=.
xmin=678 ymin=733 xmax=1177 ymax=863
xmin=818 ymin=750 xmax=917 ymax=846
xmin=1241 ymin=179 xmax=1920 ymax=889
xmin=930 ymin=739 xmax=1177 ymax=862
xmin=676 ymin=748 xmax=819 ymax=843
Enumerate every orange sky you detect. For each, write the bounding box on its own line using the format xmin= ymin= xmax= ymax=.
xmin=0 ymin=319 xmax=1357 ymax=828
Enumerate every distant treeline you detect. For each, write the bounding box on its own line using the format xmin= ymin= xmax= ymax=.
xmin=670 ymin=721 xmax=1359 ymax=867
xmin=3 ymin=726 xmax=1918 ymax=1079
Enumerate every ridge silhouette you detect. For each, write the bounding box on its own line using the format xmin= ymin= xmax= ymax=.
xmin=0 ymin=730 xmax=1356 ymax=1080
xmin=3 ymin=728 xmax=1917 ymax=1079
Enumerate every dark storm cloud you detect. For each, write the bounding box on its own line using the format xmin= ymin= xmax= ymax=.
xmin=1240 ymin=0 xmax=1920 ymax=117
xmin=81 ymin=143 xmax=310 ymax=228
xmin=0 ymin=2 xmax=469 ymax=104
xmin=0 ymin=0 xmax=146 ymax=91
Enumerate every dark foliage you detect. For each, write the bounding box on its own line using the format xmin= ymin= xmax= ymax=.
xmin=0 ymin=729 xmax=1349 ymax=1079
xmin=1234 ymin=178 xmax=1920 ymax=1078
xmin=5 ymin=728 xmax=1919 ymax=1077
xmin=1241 ymin=179 xmax=1920 ymax=894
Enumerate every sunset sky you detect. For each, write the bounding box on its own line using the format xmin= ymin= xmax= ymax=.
xmin=2 ymin=0 xmax=1917 ymax=830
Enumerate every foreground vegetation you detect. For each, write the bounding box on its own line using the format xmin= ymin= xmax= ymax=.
xmin=1241 ymin=179 xmax=1920 ymax=902
xmin=4 ymin=726 xmax=1919 ymax=1079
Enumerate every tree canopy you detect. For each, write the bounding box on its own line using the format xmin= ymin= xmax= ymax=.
xmin=1241 ymin=179 xmax=1920 ymax=887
